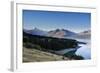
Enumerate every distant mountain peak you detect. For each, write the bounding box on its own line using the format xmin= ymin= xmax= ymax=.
xmin=55 ymin=29 xmax=60 ymax=32
xmin=74 ymin=30 xmax=91 ymax=39
xmin=83 ymin=30 xmax=91 ymax=33
xmin=47 ymin=28 xmax=77 ymax=38
xmin=33 ymin=27 xmax=41 ymax=31
xmin=79 ymin=30 xmax=91 ymax=34
xmin=34 ymin=27 xmax=38 ymax=30
xmin=61 ymin=29 xmax=66 ymax=31
xmin=24 ymin=27 xmax=47 ymax=36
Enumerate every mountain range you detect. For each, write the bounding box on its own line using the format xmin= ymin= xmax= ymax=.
xmin=74 ymin=30 xmax=91 ymax=39
xmin=24 ymin=27 xmax=48 ymax=36
xmin=23 ymin=27 xmax=91 ymax=39
xmin=47 ymin=29 xmax=77 ymax=38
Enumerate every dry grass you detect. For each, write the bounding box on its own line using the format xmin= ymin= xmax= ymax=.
xmin=23 ymin=47 xmax=69 ymax=63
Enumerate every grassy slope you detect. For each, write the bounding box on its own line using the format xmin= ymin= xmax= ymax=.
xmin=23 ymin=47 xmax=69 ymax=62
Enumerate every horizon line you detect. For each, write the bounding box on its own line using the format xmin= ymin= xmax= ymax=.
xmin=23 ymin=27 xmax=91 ymax=33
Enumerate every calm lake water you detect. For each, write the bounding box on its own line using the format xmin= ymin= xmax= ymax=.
xmin=75 ymin=38 xmax=91 ymax=59
xmin=55 ymin=38 xmax=91 ymax=60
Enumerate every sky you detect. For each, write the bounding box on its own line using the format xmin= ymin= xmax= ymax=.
xmin=23 ymin=10 xmax=91 ymax=33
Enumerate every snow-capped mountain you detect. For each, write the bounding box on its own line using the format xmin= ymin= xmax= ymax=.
xmin=23 ymin=27 xmax=91 ymax=39
xmin=70 ymin=30 xmax=91 ymax=39
xmin=24 ymin=28 xmax=77 ymax=38
xmin=79 ymin=30 xmax=91 ymax=35
xmin=23 ymin=27 xmax=47 ymax=36
xmin=76 ymin=30 xmax=91 ymax=39
xmin=47 ymin=29 xmax=77 ymax=38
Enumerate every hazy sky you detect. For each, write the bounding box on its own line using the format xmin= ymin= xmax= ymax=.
xmin=23 ymin=10 xmax=91 ymax=33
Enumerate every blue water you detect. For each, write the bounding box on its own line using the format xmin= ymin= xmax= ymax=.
xmin=75 ymin=38 xmax=91 ymax=59
xmin=55 ymin=38 xmax=91 ymax=59
xmin=75 ymin=44 xmax=91 ymax=59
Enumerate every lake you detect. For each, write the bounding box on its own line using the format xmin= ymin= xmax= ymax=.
xmin=75 ymin=38 xmax=91 ymax=59
xmin=55 ymin=38 xmax=91 ymax=60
